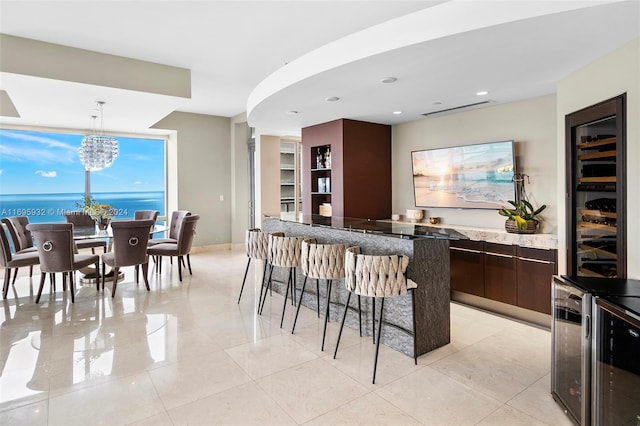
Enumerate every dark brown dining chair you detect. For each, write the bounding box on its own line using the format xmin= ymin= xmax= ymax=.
xmin=1 ymin=216 xmax=38 ymax=284
xmin=26 ymin=223 xmax=101 ymax=304
xmin=64 ymin=212 xmax=108 ymax=254
xmin=0 ymin=223 xmax=40 ymax=299
xmin=147 ymin=214 xmax=199 ymax=282
xmin=101 ymin=219 xmax=154 ymax=297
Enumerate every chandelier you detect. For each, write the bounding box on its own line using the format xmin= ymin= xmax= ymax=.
xmin=79 ymin=101 xmax=119 ymax=171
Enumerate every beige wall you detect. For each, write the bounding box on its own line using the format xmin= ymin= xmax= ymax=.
xmin=230 ymin=113 xmax=250 ymax=244
xmin=153 ymin=111 xmax=232 ymax=246
xmin=392 ymin=94 xmax=558 ymax=233
xmin=557 ymin=38 xmax=639 ymax=278
xmin=255 ymin=132 xmax=281 ymax=227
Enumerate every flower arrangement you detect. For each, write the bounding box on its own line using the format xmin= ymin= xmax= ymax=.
xmin=76 ymin=196 xmax=115 ymax=225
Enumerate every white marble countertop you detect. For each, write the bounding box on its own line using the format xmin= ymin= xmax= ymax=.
xmin=384 ymin=220 xmax=558 ymax=250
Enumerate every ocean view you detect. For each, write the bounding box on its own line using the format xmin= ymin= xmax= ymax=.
xmin=0 ymin=191 xmax=165 ymax=224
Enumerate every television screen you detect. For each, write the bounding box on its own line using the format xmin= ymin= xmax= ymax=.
xmin=411 ymin=140 xmax=515 ymax=209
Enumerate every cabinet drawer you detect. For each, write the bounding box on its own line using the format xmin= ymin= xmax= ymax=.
xmin=450 ymin=239 xmax=484 ymax=252
xmin=485 ymin=242 xmax=516 ymax=256
xmin=517 ymin=246 xmax=556 ymax=263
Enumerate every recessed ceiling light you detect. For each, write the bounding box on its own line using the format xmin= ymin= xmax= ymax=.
xmin=476 ymin=91 xmax=489 ymax=96
xmin=393 ymin=111 xmax=402 ymax=115
xmin=286 ymin=110 xmax=298 ymax=115
xmin=325 ymin=96 xmax=340 ymax=102
xmin=380 ymin=77 xmax=397 ymax=84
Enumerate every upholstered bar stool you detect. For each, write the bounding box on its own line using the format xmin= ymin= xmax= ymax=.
xmin=237 ymin=228 xmax=283 ymax=304
xmin=258 ymin=234 xmax=305 ymax=328
xmin=292 ymin=239 xmax=349 ymax=351
xmin=334 ymin=246 xmax=417 ymax=384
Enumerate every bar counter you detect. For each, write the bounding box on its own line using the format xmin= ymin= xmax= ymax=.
xmin=262 ymin=215 xmax=468 ymax=357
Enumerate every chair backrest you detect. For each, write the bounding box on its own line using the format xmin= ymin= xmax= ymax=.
xmin=169 ymin=210 xmax=191 ymax=239
xmin=2 ymin=216 xmax=34 ymax=251
xmin=110 ymin=219 xmax=154 ymax=267
xmin=134 ymin=210 xmax=159 ymax=221
xmin=268 ymin=234 xmax=305 ymax=268
xmin=245 ymin=228 xmax=284 ymax=260
xmin=301 ymin=239 xmax=348 ymax=280
xmin=26 ymin=223 xmax=75 ymax=273
xmin=174 ymin=214 xmax=199 ymax=256
xmin=64 ymin=211 xmax=96 ymax=227
xmin=345 ymin=246 xmax=410 ymax=297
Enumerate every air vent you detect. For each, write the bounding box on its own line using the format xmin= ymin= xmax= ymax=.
xmin=422 ymin=100 xmax=493 ymax=117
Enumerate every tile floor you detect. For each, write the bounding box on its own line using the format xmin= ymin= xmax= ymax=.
xmin=0 ymin=246 xmax=574 ymax=425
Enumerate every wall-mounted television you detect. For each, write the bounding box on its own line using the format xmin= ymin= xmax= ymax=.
xmin=411 ymin=140 xmax=516 ymax=209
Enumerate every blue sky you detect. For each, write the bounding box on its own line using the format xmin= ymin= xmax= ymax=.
xmin=0 ymin=129 xmax=165 ymax=194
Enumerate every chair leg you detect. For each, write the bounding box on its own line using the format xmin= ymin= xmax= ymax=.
xmin=142 ymin=262 xmax=150 ymax=291
xmin=358 ymin=295 xmax=362 ymax=337
xmin=178 ymin=256 xmax=183 ymax=281
xmin=333 ymin=292 xmax=352 ymax=359
xmin=111 ymin=267 xmax=120 ymax=297
xmin=95 ymin=261 xmax=101 ymax=291
xmin=187 ymin=254 xmax=192 ymax=275
xmin=411 ymin=289 xmax=417 ymax=365
xmin=238 ymin=258 xmax=251 ymax=304
xmin=280 ymin=268 xmax=293 ymax=328
xmin=134 ymin=265 xmax=139 ymax=283
xmin=69 ymin=272 xmax=75 ymax=304
xmin=321 ymin=279 xmax=333 ymax=351
xmin=372 ymin=298 xmax=376 ymax=344
xmin=316 ymin=279 xmax=320 ymax=317
xmin=373 ymin=298 xmax=385 ymax=384
xmin=258 ymin=264 xmax=274 ymax=315
xmin=62 ymin=273 xmax=67 ymax=292
xmin=102 ymin=262 xmax=106 ymax=291
xmin=11 ymin=268 xmax=18 ymax=286
xmin=29 ymin=265 xmax=33 ymax=277
xmin=2 ymin=270 xmax=11 ymax=299
xmin=291 ymin=275 xmax=308 ymax=334
xmin=35 ymin=273 xmax=46 ymax=303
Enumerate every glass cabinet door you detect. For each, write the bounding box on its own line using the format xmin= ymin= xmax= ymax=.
xmin=566 ymin=95 xmax=626 ymax=278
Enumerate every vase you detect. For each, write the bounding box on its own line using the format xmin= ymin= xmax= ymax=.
xmin=96 ymin=218 xmax=111 ymax=231
xmin=505 ymin=219 xmax=538 ymax=234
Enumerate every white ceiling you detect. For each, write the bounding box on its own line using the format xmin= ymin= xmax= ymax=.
xmin=0 ymin=0 xmax=638 ymax=136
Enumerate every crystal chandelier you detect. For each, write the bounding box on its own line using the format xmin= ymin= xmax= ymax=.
xmin=79 ymin=101 xmax=119 ymax=171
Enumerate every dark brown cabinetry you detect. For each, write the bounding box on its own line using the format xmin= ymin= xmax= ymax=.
xmin=450 ymin=240 xmax=557 ymax=315
xmin=301 ymin=119 xmax=391 ymax=219
xmin=565 ymin=94 xmax=626 ymax=278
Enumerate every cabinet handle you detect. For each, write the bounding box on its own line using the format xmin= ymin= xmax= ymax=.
xmin=450 ymin=247 xmax=483 ymax=254
xmin=485 ymin=251 xmax=513 ymax=258
xmin=517 ymin=256 xmax=554 ymax=264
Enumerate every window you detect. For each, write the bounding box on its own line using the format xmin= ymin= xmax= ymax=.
xmin=0 ymin=128 xmax=166 ymax=223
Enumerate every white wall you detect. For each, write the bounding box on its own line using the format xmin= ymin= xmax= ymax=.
xmin=392 ymin=94 xmax=558 ymax=233
xmin=153 ymin=111 xmax=232 ymax=246
xmin=557 ymin=38 xmax=639 ymax=278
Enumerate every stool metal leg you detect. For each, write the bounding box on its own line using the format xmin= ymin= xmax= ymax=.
xmin=333 ymin=291 xmax=352 ymax=359
xmin=258 ymin=264 xmax=274 ymax=315
xmin=316 ymin=279 xmax=320 ymax=317
xmin=372 ymin=298 xmax=376 ymax=344
xmin=237 ymin=257 xmax=251 ymax=304
xmin=411 ymin=288 xmax=417 ymax=365
xmin=373 ymin=297 xmax=385 ymax=384
xmin=358 ymin=295 xmax=362 ymax=337
xmin=280 ymin=268 xmax=293 ymax=328
xmin=321 ymin=279 xmax=332 ymax=351
xmin=291 ymin=275 xmax=308 ymax=334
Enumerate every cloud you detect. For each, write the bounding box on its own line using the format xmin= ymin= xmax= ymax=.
xmin=0 ymin=169 xmax=3 ymax=175
xmin=0 ymin=129 xmax=78 ymax=164
xmin=35 ymin=170 xmax=57 ymax=178
xmin=134 ymin=181 xmax=143 ymax=185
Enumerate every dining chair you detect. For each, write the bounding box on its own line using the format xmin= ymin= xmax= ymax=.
xmin=64 ymin=212 xmax=108 ymax=254
xmin=1 ymin=216 xmax=38 ymax=284
xmin=147 ymin=210 xmax=190 ymax=246
xmin=134 ymin=210 xmax=159 ymax=221
xmin=0 ymin=223 xmax=40 ymax=299
xmin=333 ymin=246 xmax=417 ymax=384
xmin=101 ymin=219 xmax=154 ymax=297
xmin=26 ymin=223 xmax=101 ymax=304
xmin=147 ymin=214 xmax=199 ymax=282
xmin=237 ymin=228 xmax=283 ymax=305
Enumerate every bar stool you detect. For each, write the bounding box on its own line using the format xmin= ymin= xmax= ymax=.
xmin=258 ymin=234 xmax=305 ymax=328
xmin=237 ymin=228 xmax=283 ymax=304
xmin=292 ymin=239 xmax=350 ymax=351
xmin=333 ymin=246 xmax=417 ymax=384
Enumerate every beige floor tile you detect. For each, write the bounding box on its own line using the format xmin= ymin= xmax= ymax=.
xmin=0 ymin=399 xmax=48 ymax=426
xmin=256 ymin=357 xmax=368 ymax=424
xmin=507 ymin=374 xmax=575 ymax=426
xmin=224 ymin=333 xmax=318 ymax=380
xmin=376 ymin=366 xmax=502 ymax=425
xmin=168 ymin=382 xmax=296 ymax=425
xmin=149 ymin=349 xmax=252 ymax=410
xmin=305 ymin=391 xmax=421 ymax=425
xmin=476 ymin=405 xmax=549 ymax=425
xmin=47 ymin=372 xmax=165 ymax=425
xmin=126 ymin=411 xmax=174 ymax=426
